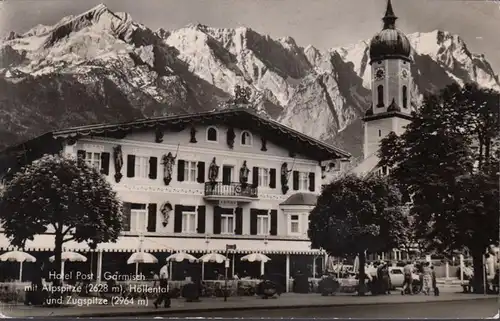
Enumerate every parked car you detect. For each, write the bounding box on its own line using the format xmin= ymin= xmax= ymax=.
xmin=388 ymin=267 xmax=420 ymax=289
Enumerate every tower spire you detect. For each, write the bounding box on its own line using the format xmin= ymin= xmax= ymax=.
xmin=382 ymin=0 xmax=397 ymax=29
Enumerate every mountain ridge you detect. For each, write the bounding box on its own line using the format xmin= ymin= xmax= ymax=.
xmin=0 ymin=3 xmax=498 ymax=159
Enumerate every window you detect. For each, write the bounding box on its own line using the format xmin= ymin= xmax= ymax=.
xmin=221 ymin=214 xmax=234 ymax=234
xmin=257 ymin=213 xmax=269 ymax=235
xmin=184 ymin=161 xmax=197 ymax=182
xmin=298 ymin=172 xmax=309 ymax=191
xmin=85 ymin=152 xmax=101 ymax=169
xmin=289 ymin=214 xmax=300 ymax=235
xmin=134 ymin=156 xmax=149 ymax=179
xmin=130 ymin=203 xmax=147 ymax=233
xmin=206 ymin=127 xmax=218 ymax=142
xmin=377 ymin=85 xmax=384 ymax=107
xmin=241 ymin=131 xmax=252 ymax=146
xmin=258 ymin=168 xmax=270 ymax=187
xmin=378 ymin=129 xmax=382 ymax=137
xmin=182 ymin=211 xmax=197 ymax=233
xmin=402 ymin=86 xmax=408 ymax=108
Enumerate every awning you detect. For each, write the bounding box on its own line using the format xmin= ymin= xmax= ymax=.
xmin=0 ymin=234 xmax=172 ymax=253
xmin=0 ymin=234 xmax=322 ymax=255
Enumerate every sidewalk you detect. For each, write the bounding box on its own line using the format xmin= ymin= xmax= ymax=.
xmin=1 ymin=287 xmax=493 ymax=318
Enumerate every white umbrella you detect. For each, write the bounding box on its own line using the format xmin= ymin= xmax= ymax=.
xmin=49 ymin=252 xmax=87 ymax=282
xmin=241 ymin=253 xmax=271 ymax=276
xmin=199 ymin=252 xmax=227 ymax=263
xmin=0 ymin=251 xmax=37 ymax=281
xmin=240 ymin=253 xmax=271 ymax=263
xmin=127 ymin=252 xmax=158 ymax=277
xmin=49 ymin=252 xmax=87 ymax=263
xmin=166 ymin=252 xmax=198 ymax=263
xmin=127 ymin=252 xmax=158 ymax=264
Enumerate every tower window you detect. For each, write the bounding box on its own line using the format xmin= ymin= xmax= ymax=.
xmin=377 ymin=85 xmax=384 ymax=107
xmin=378 ymin=129 xmax=382 ymax=137
xmin=402 ymin=86 xmax=408 ymax=108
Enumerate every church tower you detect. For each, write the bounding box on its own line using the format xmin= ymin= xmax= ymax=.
xmin=363 ymin=0 xmax=413 ymax=159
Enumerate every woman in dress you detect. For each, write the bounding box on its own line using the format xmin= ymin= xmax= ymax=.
xmin=422 ymin=262 xmax=432 ymax=295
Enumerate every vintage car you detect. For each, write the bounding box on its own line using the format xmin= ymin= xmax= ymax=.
xmin=388 ymin=267 xmax=420 ymax=289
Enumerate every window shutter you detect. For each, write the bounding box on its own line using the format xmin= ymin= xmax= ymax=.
xmin=196 ymin=206 xmax=206 ymax=234
xmin=197 ymin=162 xmax=205 ymax=183
xmin=174 ymin=205 xmax=183 ymax=233
xmin=308 ymin=172 xmax=315 ymax=192
xmin=149 ymin=157 xmax=158 ymax=179
xmin=235 ymin=207 xmax=243 ymax=235
xmin=270 ymin=210 xmax=278 ymax=236
xmin=77 ymin=150 xmax=86 ymax=160
xmin=250 ymin=209 xmax=258 ymax=235
xmin=292 ymin=171 xmax=299 ymax=190
xmin=252 ymin=167 xmax=259 ymax=186
xmin=269 ymin=168 xmax=276 ymax=188
xmin=147 ymin=203 xmax=157 ymax=232
xmin=121 ymin=202 xmax=131 ymax=232
xmin=127 ymin=155 xmax=135 ymax=177
xmin=100 ymin=152 xmax=110 ymax=175
xmin=177 ymin=160 xmax=185 ymax=182
xmin=213 ymin=206 xmax=222 ymax=235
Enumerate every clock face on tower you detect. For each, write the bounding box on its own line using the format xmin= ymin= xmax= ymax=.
xmin=374 ymin=68 xmax=385 ymax=81
xmin=400 ymin=69 xmax=409 ymax=80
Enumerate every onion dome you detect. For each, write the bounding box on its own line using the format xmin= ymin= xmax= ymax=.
xmin=369 ymin=0 xmax=411 ymax=63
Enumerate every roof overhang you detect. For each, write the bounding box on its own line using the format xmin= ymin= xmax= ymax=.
xmin=48 ymin=108 xmax=351 ymax=161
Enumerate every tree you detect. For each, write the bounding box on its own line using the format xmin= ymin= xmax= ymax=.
xmin=379 ymin=83 xmax=500 ymax=293
xmin=308 ymin=174 xmax=407 ymax=295
xmin=0 ymin=154 xmax=122 ymax=292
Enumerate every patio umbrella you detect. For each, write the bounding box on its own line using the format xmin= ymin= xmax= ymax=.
xmin=166 ymin=252 xmax=198 ymax=280
xmin=0 ymin=251 xmax=36 ymax=281
xmin=198 ymin=252 xmax=226 ymax=263
xmin=166 ymin=252 xmax=198 ymax=263
xmin=241 ymin=253 xmax=271 ymax=276
xmin=49 ymin=252 xmax=87 ymax=282
xmin=241 ymin=253 xmax=270 ymax=263
xmin=127 ymin=252 xmax=158 ymax=276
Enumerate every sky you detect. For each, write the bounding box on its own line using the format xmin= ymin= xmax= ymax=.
xmin=0 ymin=0 xmax=499 ymax=72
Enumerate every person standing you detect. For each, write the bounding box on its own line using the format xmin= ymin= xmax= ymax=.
xmin=431 ymin=266 xmax=439 ymax=296
xmin=154 ymin=263 xmax=170 ymax=308
xmin=401 ymin=261 xmax=413 ymax=295
xmin=422 ymin=262 xmax=432 ymax=295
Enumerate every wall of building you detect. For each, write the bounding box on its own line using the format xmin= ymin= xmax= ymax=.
xmin=60 ymin=124 xmax=323 ymax=244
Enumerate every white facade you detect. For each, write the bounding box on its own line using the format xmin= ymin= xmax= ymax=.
xmin=0 ymin=110 xmax=348 ymax=258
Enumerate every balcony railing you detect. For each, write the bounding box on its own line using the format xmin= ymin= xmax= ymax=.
xmin=204 ymin=182 xmax=258 ymax=198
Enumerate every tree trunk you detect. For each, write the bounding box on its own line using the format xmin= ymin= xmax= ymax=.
xmin=471 ymin=249 xmax=485 ymax=294
xmin=357 ymin=252 xmax=367 ymax=296
xmin=53 ymin=232 xmax=63 ymax=303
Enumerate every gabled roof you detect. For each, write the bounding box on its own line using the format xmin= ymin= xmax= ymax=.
xmin=3 ymin=108 xmax=350 ymax=162
xmin=350 ymin=153 xmax=380 ymax=177
xmin=280 ymin=193 xmax=318 ymax=206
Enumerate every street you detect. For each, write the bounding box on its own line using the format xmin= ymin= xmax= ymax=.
xmin=162 ymin=298 xmax=498 ymax=319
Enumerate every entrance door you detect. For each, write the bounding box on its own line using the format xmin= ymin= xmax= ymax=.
xmin=222 ymin=165 xmax=233 ymax=185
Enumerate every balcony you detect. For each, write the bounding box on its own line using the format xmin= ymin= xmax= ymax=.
xmin=204 ymin=182 xmax=258 ymax=202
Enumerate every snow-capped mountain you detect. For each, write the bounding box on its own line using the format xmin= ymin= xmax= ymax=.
xmin=0 ymin=4 xmax=498 ymax=157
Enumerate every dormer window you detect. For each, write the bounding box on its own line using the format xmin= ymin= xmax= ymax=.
xmin=240 ymin=131 xmax=253 ymax=146
xmin=206 ymin=126 xmax=218 ymax=142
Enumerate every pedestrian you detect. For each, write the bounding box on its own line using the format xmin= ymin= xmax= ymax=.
xmin=431 ymin=266 xmax=439 ymax=296
xmin=422 ymin=262 xmax=432 ymax=295
xmin=401 ymin=261 xmax=413 ymax=295
xmin=154 ymin=265 xmax=171 ymax=309
xmin=382 ymin=263 xmax=391 ymax=294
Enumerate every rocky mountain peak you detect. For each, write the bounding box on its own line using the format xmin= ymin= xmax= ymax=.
xmin=0 ymin=5 xmax=497 ymax=159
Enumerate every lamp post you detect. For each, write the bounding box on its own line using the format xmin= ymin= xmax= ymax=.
xmin=225 ymin=244 xmax=237 ymax=302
